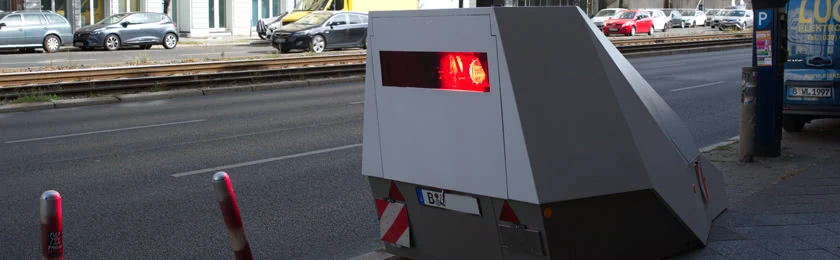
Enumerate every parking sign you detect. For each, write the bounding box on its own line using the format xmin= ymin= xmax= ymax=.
xmin=756 ymin=10 xmax=772 ymax=30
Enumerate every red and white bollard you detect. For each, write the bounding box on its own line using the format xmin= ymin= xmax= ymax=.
xmin=212 ymin=172 xmax=254 ymax=260
xmin=40 ymin=190 xmax=63 ymax=260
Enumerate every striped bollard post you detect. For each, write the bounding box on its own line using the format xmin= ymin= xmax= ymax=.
xmin=40 ymin=190 xmax=63 ymax=260
xmin=212 ymin=172 xmax=254 ymax=260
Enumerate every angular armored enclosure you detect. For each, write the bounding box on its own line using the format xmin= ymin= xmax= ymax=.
xmin=361 ymin=6 xmax=728 ymax=260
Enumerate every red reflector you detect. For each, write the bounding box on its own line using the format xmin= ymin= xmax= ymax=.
xmin=388 ymin=181 xmax=405 ymax=201
xmin=783 ymin=106 xmax=790 ymax=110
xmin=499 ymin=201 xmax=520 ymax=224
xmin=379 ymin=51 xmax=490 ymax=93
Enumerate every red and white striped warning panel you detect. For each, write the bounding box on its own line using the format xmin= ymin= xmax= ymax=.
xmin=375 ymin=199 xmax=411 ymax=248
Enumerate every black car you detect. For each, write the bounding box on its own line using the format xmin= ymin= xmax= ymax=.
xmin=271 ymin=11 xmax=367 ymax=53
xmin=73 ymin=12 xmax=178 ymax=51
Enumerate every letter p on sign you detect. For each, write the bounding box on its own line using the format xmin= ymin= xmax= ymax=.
xmin=756 ymin=10 xmax=772 ymax=30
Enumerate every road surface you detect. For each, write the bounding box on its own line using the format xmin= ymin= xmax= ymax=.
xmin=0 ymin=48 xmax=750 ymax=259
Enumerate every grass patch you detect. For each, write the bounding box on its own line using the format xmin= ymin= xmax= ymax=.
xmin=712 ymin=144 xmax=734 ymax=152
xmin=3 ymin=94 xmax=60 ymax=105
xmin=126 ymin=53 xmax=152 ymax=66
xmin=178 ymin=41 xmax=202 ymax=45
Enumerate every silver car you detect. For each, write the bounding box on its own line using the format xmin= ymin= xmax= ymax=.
xmin=0 ymin=10 xmax=73 ymax=53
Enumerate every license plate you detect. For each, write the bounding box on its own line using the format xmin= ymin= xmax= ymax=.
xmin=790 ymin=87 xmax=832 ymax=97
xmin=416 ymin=188 xmax=481 ymax=215
xmin=609 ymin=28 xmax=619 ymax=32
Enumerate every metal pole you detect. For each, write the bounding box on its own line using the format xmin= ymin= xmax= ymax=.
xmin=40 ymin=190 xmax=63 ymax=260
xmin=739 ymin=67 xmax=757 ymax=162
xmin=212 ymin=172 xmax=254 ymax=260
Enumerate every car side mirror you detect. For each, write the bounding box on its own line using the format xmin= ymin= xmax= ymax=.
xmin=121 ymin=21 xmax=129 ymax=27
xmin=0 ymin=23 xmax=5 ymax=29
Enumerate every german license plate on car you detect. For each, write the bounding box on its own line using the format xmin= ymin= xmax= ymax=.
xmin=416 ymin=188 xmax=481 ymax=215
xmin=790 ymin=87 xmax=832 ymax=97
xmin=609 ymin=28 xmax=619 ymax=32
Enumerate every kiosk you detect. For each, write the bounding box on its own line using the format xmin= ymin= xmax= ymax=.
xmin=361 ymin=6 xmax=729 ymax=260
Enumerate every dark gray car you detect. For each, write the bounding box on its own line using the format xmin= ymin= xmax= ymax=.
xmin=0 ymin=10 xmax=73 ymax=53
xmin=74 ymin=12 xmax=178 ymax=51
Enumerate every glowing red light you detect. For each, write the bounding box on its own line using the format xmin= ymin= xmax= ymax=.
xmin=438 ymin=53 xmax=490 ymax=92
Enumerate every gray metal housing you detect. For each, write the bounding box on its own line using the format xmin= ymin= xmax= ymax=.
xmin=362 ymin=6 xmax=728 ymax=259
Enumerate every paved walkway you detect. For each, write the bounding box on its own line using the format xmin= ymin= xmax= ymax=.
xmin=672 ymin=119 xmax=840 ymax=260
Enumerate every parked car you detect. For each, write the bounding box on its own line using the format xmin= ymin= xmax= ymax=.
xmin=73 ymin=12 xmax=178 ymax=51
xmin=678 ymin=9 xmax=706 ymax=27
xmin=257 ymin=12 xmax=288 ymax=40
xmin=0 ymin=10 xmax=72 ymax=53
xmin=705 ymin=9 xmax=723 ymax=27
xmin=590 ymin=8 xmax=627 ymax=31
xmin=718 ymin=9 xmax=753 ymax=30
xmin=603 ymin=10 xmax=655 ymax=37
xmin=271 ymin=11 xmax=367 ymax=53
xmin=640 ymin=9 xmax=670 ymax=32
xmin=667 ymin=10 xmax=686 ymax=28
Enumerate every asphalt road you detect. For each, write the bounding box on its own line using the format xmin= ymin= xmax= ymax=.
xmin=0 ymin=48 xmax=750 ymax=259
xmin=0 ymin=25 xmax=730 ymax=69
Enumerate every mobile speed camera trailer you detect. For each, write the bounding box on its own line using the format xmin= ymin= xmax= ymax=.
xmin=361 ymin=6 xmax=728 ymax=260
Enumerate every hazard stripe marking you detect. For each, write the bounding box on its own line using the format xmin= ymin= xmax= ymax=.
xmin=375 ymin=199 xmax=388 ymax=218
xmin=376 ymin=201 xmax=410 ymax=248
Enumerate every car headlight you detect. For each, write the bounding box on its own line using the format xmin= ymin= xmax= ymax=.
xmin=623 ymin=21 xmax=632 ymax=26
xmin=91 ymin=30 xmax=104 ymax=35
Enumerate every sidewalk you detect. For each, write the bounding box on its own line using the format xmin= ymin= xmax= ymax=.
xmin=178 ymin=35 xmax=271 ymax=47
xmin=671 ymin=119 xmax=840 ymax=260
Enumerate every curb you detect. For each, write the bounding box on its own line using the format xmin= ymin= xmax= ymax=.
xmin=700 ymin=136 xmax=741 ymax=153
xmin=0 ymin=76 xmax=364 ymax=114
xmin=53 ymin=96 xmax=120 ymax=108
xmin=622 ymin=44 xmax=751 ymax=58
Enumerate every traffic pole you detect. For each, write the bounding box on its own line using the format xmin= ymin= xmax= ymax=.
xmin=40 ymin=190 xmax=63 ymax=260
xmin=739 ymin=67 xmax=757 ymax=162
xmin=212 ymin=172 xmax=254 ymax=260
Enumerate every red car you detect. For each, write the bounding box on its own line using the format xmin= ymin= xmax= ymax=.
xmin=602 ymin=10 xmax=655 ymax=36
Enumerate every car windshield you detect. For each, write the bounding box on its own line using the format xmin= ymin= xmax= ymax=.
xmin=97 ymin=13 xmax=130 ymax=24
xmin=617 ymin=11 xmax=636 ymax=19
xmin=295 ymin=0 xmax=328 ymax=11
xmin=595 ymin=10 xmax=618 ymax=17
xmin=294 ymin=12 xmax=332 ymax=25
xmin=680 ymin=10 xmax=695 ymax=16
xmin=728 ymin=10 xmax=746 ymax=16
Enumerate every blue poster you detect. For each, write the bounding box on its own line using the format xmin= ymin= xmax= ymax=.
xmin=785 ymin=0 xmax=840 ymax=81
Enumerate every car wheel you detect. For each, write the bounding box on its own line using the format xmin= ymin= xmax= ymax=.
xmin=663 ymin=23 xmax=669 ymax=32
xmin=680 ymin=21 xmax=685 ymax=28
xmin=163 ymin=33 xmax=178 ymax=49
xmin=783 ymin=115 xmax=807 ymax=132
xmin=648 ymin=26 xmax=654 ymax=36
xmin=104 ymin=34 xmax=120 ymax=51
xmin=42 ymin=35 xmax=61 ymax=53
xmin=692 ymin=21 xmax=696 ymax=27
xmin=310 ymin=34 xmax=325 ymax=53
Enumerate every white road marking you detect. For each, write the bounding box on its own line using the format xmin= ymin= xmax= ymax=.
xmin=699 ymin=135 xmax=740 ymax=152
xmin=171 ymin=143 xmax=363 ymax=177
xmin=670 ymin=81 xmax=726 ymax=92
xmin=349 ymin=101 xmax=364 ymax=104
xmin=4 ymin=119 xmax=207 ymax=144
